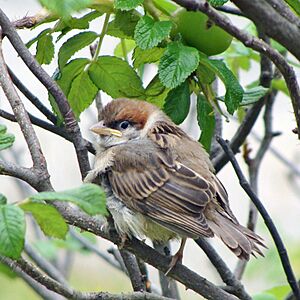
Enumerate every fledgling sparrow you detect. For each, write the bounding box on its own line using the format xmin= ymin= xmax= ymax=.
xmin=85 ymin=98 xmax=265 ymax=272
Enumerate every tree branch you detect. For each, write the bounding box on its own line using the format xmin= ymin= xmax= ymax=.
xmin=0 ymin=109 xmax=95 ymax=154
xmin=231 ymin=0 xmax=300 ymax=60
xmin=7 ymin=66 xmax=58 ymax=124
xmin=172 ymin=0 xmax=300 ymax=139
xmin=120 ymin=249 xmax=146 ymax=292
xmin=217 ymin=136 xmax=300 ymax=300
xmin=0 ymin=8 xmax=90 ymax=178
xmin=0 ymin=32 xmax=48 ymax=172
xmin=195 ymin=238 xmax=251 ymax=300
xmin=0 ymin=255 xmax=173 ymax=300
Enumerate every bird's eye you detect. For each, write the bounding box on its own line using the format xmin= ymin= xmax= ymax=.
xmin=119 ymin=120 xmax=130 ymax=130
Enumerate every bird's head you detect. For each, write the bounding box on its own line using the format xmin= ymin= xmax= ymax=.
xmin=90 ymin=98 xmax=167 ymax=149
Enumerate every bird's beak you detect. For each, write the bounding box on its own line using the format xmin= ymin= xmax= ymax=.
xmin=90 ymin=122 xmax=122 ymax=137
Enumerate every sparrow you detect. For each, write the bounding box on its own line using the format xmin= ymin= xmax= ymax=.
xmin=85 ymin=98 xmax=265 ymax=272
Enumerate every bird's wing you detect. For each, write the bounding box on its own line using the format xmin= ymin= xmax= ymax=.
xmin=108 ymin=129 xmax=217 ymax=238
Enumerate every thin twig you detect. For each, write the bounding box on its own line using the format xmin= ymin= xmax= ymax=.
xmin=0 ymin=109 xmax=95 ymax=154
xmin=0 ymin=32 xmax=48 ymax=173
xmin=7 ymin=66 xmax=58 ymax=124
xmin=153 ymin=242 xmax=180 ymax=300
xmin=120 ymin=249 xmax=146 ymax=292
xmin=25 ymin=243 xmax=70 ymax=286
xmin=217 ymin=136 xmax=300 ymax=300
xmin=195 ymin=238 xmax=252 ymax=300
xmin=70 ymin=229 xmax=122 ymax=272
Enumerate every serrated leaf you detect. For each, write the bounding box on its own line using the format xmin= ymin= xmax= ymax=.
xmin=0 ymin=205 xmax=25 ymax=259
xmin=58 ymin=31 xmax=98 ymax=69
xmin=38 ymin=0 xmax=93 ymax=19
xmin=68 ymin=70 xmax=98 ymax=117
xmin=199 ymin=54 xmax=243 ymax=114
xmin=159 ymin=42 xmax=199 ymax=89
xmin=134 ymin=16 xmax=172 ymax=50
xmin=197 ymin=94 xmax=215 ymax=152
xmin=208 ymin=0 xmax=228 ymax=7
xmin=145 ymin=75 xmax=169 ymax=107
xmin=133 ymin=46 xmax=165 ymax=68
xmin=107 ymin=10 xmax=141 ymax=39
xmin=163 ymin=80 xmax=190 ymax=124
xmin=114 ymin=39 xmax=136 ymax=58
xmin=114 ymin=0 xmax=143 ymax=10
xmin=20 ymin=202 xmax=68 ymax=239
xmin=49 ymin=58 xmax=90 ymax=120
xmin=0 ymin=194 xmax=7 ymax=205
xmin=36 ymin=34 xmax=55 ymax=65
xmin=0 ymin=124 xmax=15 ymax=151
xmin=88 ymin=56 xmax=145 ymax=98
xmin=29 ymin=184 xmax=107 ymax=216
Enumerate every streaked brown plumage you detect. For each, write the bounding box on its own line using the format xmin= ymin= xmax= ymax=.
xmin=86 ymin=98 xmax=265 ymax=267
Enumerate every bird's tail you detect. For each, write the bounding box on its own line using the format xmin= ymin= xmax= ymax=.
xmin=207 ymin=215 xmax=266 ymax=260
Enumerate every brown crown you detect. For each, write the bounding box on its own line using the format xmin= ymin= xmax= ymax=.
xmin=101 ymin=98 xmax=158 ymax=128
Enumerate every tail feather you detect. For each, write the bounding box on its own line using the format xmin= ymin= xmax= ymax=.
xmin=207 ymin=215 xmax=266 ymax=260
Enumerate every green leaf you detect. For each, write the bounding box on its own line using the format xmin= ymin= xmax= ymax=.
xmin=197 ymin=94 xmax=215 ymax=152
xmin=134 ymin=16 xmax=172 ymax=50
xmin=55 ymin=10 xmax=102 ymax=34
xmin=133 ymin=46 xmax=165 ymax=68
xmin=68 ymin=70 xmax=99 ymax=117
xmin=163 ymin=80 xmax=190 ymax=124
xmin=285 ymin=0 xmax=300 ymax=16
xmin=20 ymin=202 xmax=68 ymax=239
xmin=159 ymin=41 xmax=200 ymax=88
xmin=58 ymin=31 xmax=98 ymax=69
xmin=218 ymin=86 xmax=269 ymax=106
xmin=49 ymin=58 xmax=90 ymax=120
xmin=107 ymin=10 xmax=141 ymax=39
xmin=0 ymin=205 xmax=25 ymax=259
xmin=114 ymin=0 xmax=143 ymax=10
xmin=36 ymin=34 xmax=55 ymax=65
xmin=0 ymin=125 xmax=15 ymax=151
xmin=28 ymin=184 xmax=107 ymax=216
xmin=38 ymin=0 xmax=93 ymax=19
xmin=208 ymin=0 xmax=228 ymax=7
xmin=199 ymin=54 xmax=243 ymax=114
xmin=26 ymin=28 xmax=52 ymax=49
xmin=0 ymin=194 xmax=7 ymax=205
xmin=145 ymin=75 xmax=169 ymax=107
xmin=272 ymin=79 xmax=289 ymax=96
xmin=88 ymin=56 xmax=145 ymax=98
xmin=196 ymin=64 xmax=216 ymax=85
xmin=114 ymin=39 xmax=136 ymax=58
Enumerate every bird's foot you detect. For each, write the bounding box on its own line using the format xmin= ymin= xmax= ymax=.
xmin=165 ymin=251 xmax=183 ymax=275
xmin=118 ymin=234 xmax=128 ymax=249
